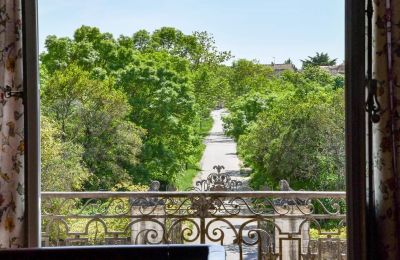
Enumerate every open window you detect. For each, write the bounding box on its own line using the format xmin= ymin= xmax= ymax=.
xmin=21 ymin=0 xmax=372 ymax=259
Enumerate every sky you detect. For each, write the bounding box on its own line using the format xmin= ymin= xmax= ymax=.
xmin=38 ymin=0 xmax=344 ymax=68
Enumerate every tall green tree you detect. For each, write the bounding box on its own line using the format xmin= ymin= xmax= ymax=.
xmin=117 ymin=52 xmax=201 ymax=184
xmin=41 ymin=64 xmax=145 ymax=190
xmin=301 ymin=52 xmax=337 ymax=68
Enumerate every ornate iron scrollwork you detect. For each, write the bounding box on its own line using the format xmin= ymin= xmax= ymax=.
xmin=41 ymin=189 xmax=347 ymax=258
xmin=195 ymin=165 xmax=242 ymax=191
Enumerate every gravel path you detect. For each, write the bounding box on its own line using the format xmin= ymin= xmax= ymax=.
xmin=194 ymin=109 xmax=250 ymax=188
xmin=192 ymin=109 xmax=256 ymax=260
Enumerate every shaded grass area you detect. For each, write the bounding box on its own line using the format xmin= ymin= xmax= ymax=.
xmin=310 ymin=227 xmax=347 ymax=239
xmin=199 ymin=116 xmax=214 ymax=137
xmin=175 ymin=116 xmax=213 ymax=190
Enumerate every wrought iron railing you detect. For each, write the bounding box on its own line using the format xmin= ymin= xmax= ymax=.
xmin=41 ymin=190 xmax=347 ymax=259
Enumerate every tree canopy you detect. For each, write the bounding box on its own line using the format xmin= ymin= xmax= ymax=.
xmin=301 ymin=52 xmax=337 ymax=68
xmin=223 ymin=66 xmax=344 ymax=190
xmin=40 ymin=26 xmax=232 ymax=190
xmin=40 ymin=25 xmax=343 ymax=192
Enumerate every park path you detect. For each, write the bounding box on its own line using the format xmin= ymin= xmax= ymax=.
xmin=193 ymin=109 xmax=255 ymax=260
xmin=194 ymin=109 xmax=250 ymax=187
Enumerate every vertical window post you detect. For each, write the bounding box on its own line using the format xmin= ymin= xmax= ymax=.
xmin=345 ymin=0 xmax=367 ymax=259
xmin=22 ymin=0 xmax=40 ymax=247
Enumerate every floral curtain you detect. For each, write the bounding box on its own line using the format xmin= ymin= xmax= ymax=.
xmin=373 ymin=0 xmax=400 ymax=259
xmin=0 ymin=0 xmax=24 ymax=248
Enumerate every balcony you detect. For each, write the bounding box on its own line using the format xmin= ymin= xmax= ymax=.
xmin=41 ymin=189 xmax=346 ymax=259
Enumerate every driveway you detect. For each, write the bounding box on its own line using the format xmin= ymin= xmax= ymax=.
xmin=194 ymin=109 xmax=249 ymax=187
xmin=192 ymin=109 xmax=255 ymax=260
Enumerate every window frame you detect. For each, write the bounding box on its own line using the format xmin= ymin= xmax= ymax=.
xmin=23 ymin=0 xmax=40 ymax=248
xmin=23 ymin=0 xmax=368 ymax=258
xmin=344 ymin=0 xmax=368 ymax=259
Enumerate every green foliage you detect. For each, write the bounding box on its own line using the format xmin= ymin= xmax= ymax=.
xmin=228 ymin=59 xmax=274 ymax=98
xmin=40 ymin=25 xmax=231 ymax=190
xmin=222 ymin=58 xmax=280 ymax=140
xmin=223 ymin=90 xmax=271 ymax=140
xmin=132 ymin=30 xmax=151 ymax=51
xmin=309 ymin=227 xmax=347 ymax=239
xmin=174 ymin=161 xmax=200 ymax=191
xmin=191 ymin=64 xmax=231 ymax=117
xmin=174 ymin=115 xmax=214 ymax=190
xmin=301 ymin=52 xmax=337 ymax=68
xmin=45 ymin=195 xmax=148 ymax=245
xmin=241 ymin=88 xmax=344 ymax=190
xmin=40 ymin=25 xmax=344 ymax=192
xmin=190 ymin=31 xmax=233 ymax=67
xmin=199 ymin=116 xmax=214 ymax=137
xmin=224 ymin=65 xmax=345 ymax=191
xmin=41 ymin=116 xmax=90 ymax=191
xmin=117 ymin=52 xmax=201 ymax=183
xmin=41 ymin=64 xmax=144 ymax=190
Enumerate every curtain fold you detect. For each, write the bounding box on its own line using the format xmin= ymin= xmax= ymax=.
xmin=373 ymin=0 xmax=400 ymax=259
xmin=0 ymin=0 xmax=24 ymax=248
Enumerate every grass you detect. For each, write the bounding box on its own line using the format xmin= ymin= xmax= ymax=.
xmin=310 ymin=227 xmax=347 ymax=239
xmin=174 ymin=161 xmax=203 ymax=191
xmin=175 ymin=115 xmax=213 ymax=190
xmin=199 ymin=116 xmax=214 ymax=137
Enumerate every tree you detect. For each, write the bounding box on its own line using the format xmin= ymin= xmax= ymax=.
xmin=191 ymin=64 xmax=231 ymax=118
xmin=132 ymin=30 xmax=151 ymax=51
xmin=228 ymin=59 xmax=274 ymax=98
xmin=41 ymin=64 xmax=145 ymax=190
xmin=225 ymin=68 xmax=345 ymax=191
xmin=239 ymin=86 xmax=345 ymax=191
xmin=223 ymin=90 xmax=271 ymax=140
xmin=117 ymin=52 xmax=201 ymax=184
xmin=301 ymin=52 xmax=337 ymax=68
xmin=40 ymin=36 xmax=73 ymax=73
xmin=40 ymin=25 xmax=234 ymax=189
xmin=284 ymin=58 xmax=293 ymax=64
xmin=190 ymin=31 xmax=232 ymax=67
xmin=41 ymin=116 xmax=90 ymax=191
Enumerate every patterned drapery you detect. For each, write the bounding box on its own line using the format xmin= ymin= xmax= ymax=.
xmin=0 ymin=0 xmax=24 ymax=248
xmin=373 ymin=0 xmax=400 ymax=259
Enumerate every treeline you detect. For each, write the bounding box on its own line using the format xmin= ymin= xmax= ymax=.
xmin=40 ymin=25 xmax=345 ymax=192
xmin=40 ymin=26 xmax=232 ymax=191
xmin=223 ymin=63 xmax=345 ymax=190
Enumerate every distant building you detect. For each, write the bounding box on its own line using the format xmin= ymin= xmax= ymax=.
xmin=319 ymin=63 xmax=345 ymax=75
xmin=264 ymin=63 xmax=297 ymax=75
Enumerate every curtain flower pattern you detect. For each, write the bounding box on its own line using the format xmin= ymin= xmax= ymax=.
xmin=0 ymin=0 xmax=24 ymax=248
xmin=373 ymin=0 xmax=400 ymax=259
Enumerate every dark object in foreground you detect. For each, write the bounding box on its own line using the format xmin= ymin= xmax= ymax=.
xmin=0 ymin=245 xmax=225 ymax=260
